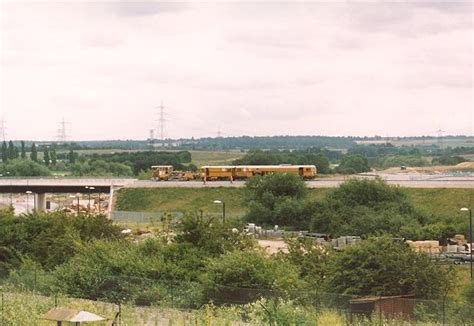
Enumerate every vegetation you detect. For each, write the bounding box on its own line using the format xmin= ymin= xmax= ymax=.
xmin=335 ymin=154 xmax=371 ymax=173
xmin=1 ymin=200 xmax=473 ymax=324
xmin=115 ymin=186 xmax=472 ymax=239
xmin=234 ymin=149 xmax=333 ymax=173
xmin=243 ymin=173 xmax=311 ymax=227
xmin=325 ymin=236 xmax=452 ymax=298
xmin=0 ymin=211 xmax=122 ymax=270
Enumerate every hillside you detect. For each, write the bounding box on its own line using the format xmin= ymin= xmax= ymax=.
xmin=115 ymin=187 xmax=473 ymax=220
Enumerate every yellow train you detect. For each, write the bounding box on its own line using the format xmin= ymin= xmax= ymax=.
xmin=200 ymin=165 xmax=317 ymax=181
xmin=151 ymin=165 xmax=195 ymax=181
xmin=151 ymin=164 xmax=317 ymax=182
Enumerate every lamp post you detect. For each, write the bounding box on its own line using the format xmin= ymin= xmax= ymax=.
xmin=213 ymin=200 xmax=226 ymax=223
xmin=25 ymin=191 xmax=32 ymax=214
xmin=85 ymin=186 xmax=95 ymax=214
xmin=461 ymin=207 xmax=472 ymax=280
xmin=70 ymin=193 xmax=80 ymax=214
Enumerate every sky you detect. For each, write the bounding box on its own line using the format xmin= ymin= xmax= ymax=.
xmin=1 ymin=0 xmax=473 ymax=140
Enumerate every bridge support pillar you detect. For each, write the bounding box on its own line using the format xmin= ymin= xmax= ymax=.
xmin=35 ymin=193 xmax=47 ymax=213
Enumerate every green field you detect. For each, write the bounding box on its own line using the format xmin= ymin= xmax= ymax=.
xmin=115 ymin=187 xmax=473 ymax=219
xmin=66 ymin=149 xmax=246 ymax=167
xmin=356 ymin=137 xmax=474 ymax=149
xmin=187 ymin=150 xmax=246 ymax=167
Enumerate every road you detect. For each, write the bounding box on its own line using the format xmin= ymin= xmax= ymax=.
xmin=128 ymin=173 xmax=474 ymax=189
xmin=0 ymin=174 xmax=472 ymax=191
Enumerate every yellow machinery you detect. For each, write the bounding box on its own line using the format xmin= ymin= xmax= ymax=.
xmin=201 ymin=165 xmax=317 ymax=181
xmin=151 ymin=165 xmax=195 ymax=181
xmin=152 ymin=164 xmax=317 ymax=182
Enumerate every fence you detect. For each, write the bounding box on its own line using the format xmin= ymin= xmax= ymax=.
xmin=1 ymin=268 xmax=474 ymax=325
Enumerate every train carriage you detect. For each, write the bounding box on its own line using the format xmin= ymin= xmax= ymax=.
xmin=201 ymin=165 xmax=317 ymax=181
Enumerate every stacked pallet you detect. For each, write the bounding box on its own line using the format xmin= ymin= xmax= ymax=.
xmin=406 ymin=240 xmax=441 ymax=254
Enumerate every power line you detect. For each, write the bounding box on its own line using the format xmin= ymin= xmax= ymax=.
xmin=0 ymin=119 xmax=6 ymax=142
xmin=57 ymin=118 xmax=70 ymax=143
xmin=156 ymin=101 xmax=168 ymax=143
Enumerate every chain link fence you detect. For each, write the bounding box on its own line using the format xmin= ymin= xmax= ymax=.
xmin=1 ymin=267 xmax=474 ymax=325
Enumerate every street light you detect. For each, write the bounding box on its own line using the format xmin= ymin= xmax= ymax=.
xmin=213 ymin=200 xmax=226 ymax=223
xmin=461 ymin=207 xmax=472 ymax=280
xmin=85 ymin=186 xmax=95 ymax=214
xmin=25 ymin=191 xmax=32 ymax=214
xmin=70 ymin=193 xmax=80 ymax=214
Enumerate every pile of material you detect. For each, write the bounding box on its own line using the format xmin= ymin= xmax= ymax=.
xmin=406 ymin=240 xmax=440 ymax=254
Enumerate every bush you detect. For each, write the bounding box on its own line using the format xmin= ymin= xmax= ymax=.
xmin=0 ymin=211 xmax=122 ymax=270
xmin=309 ymin=179 xmax=427 ymax=238
xmin=325 ymin=236 xmax=453 ymax=299
xmin=1 ymin=159 xmax=51 ymax=176
xmin=53 ymin=239 xmax=207 ymax=306
xmin=335 ymin=154 xmax=370 ymax=174
xmin=244 ymin=174 xmax=309 ymax=226
xmin=203 ymin=249 xmax=302 ymax=303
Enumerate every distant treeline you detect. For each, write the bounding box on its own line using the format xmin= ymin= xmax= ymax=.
xmin=11 ymin=135 xmax=473 ymax=151
xmin=233 ymin=149 xmax=341 ymax=174
xmin=180 ymin=136 xmax=357 ymax=150
xmin=86 ymin=151 xmax=193 ymax=174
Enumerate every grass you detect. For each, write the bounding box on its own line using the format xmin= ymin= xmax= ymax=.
xmin=356 ymin=137 xmax=474 ymax=149
xmin=1 ymin=290 xmax=462 ymax=325
xmin=115 ymin=187 xmax=473 ymax=219
xmin=188 ymin=150 xmax=246 ymax=167
xmin=116 ymin=187 xmax=248 ymax=219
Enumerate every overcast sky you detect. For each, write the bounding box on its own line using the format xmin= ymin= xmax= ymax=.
xmin=1 ymin=0 xmax=472 ymax=140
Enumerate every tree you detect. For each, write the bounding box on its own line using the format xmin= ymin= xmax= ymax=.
xmin=203 ymin=249 xmax=301 ymax=303
xmin=3 ymin=159 xmax=51 ymax=176
xmin=309 ymin=178 xmax=423 ymax=237
xmin=30 ymin=143 xmax=38 ymax=162
xmin=20 ymin=141 xmax=26 ymax=159
xmin=1 ymin=141 xmax=7 ymax=162
xmin=67 ymin=149 xmax=77 ymax=164
xmin=325 ymin=236 xmax=452 ymax=299
xmin=50 ymin=148 xmax=57 ymax=165
xmin=244 ymin=174 xmax=309 ymax=226
xmin=336 ymin=154 xmax=370 ymax=174
xmin=7 ymin=141 xmax=18 ymax=160
xmin=43 ymin=148 xmax=50 ymax=166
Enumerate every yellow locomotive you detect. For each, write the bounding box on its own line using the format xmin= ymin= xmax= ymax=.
xmin=151 ymin=165 xmax=195 ymax=181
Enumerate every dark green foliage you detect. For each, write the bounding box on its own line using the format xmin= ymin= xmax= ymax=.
xmin=69 ymin=160 xmax=133 ymax=177
xmin=87 ymin=151 xmax=192 ymax=175
xmin=372 ymin=155 xmax=430 ymax=169
xmin=67 ymin=149 xmax=78 ymax=164
xmin=181 ymin=135 xmax=356 ymax=150
xmin=309 ymin=179 xmax=427 ymax=238
xmin=325 ymin=236 xmax=453 ymax=299
xmin=20 ymin=141 xmax=26 ymax=159
xmin=30 ymin=143 xmax=38 ymax=162
xmin=203 ymin=249 xmax=301 ymax=302
xmin=53 ymin=239 xmax=207 ymax=304
xmin=0 ymin=245 xmax=21 ymax=277
xmin=335 ymin=154 xmax=370 ymax=174
xmin=0 ymin=210 xmax=122 ymax=270
xmin=7 ymin=141 xmax=18 ymax=160
xmin=2 ymin=141 xmax=7 ymax=162
xmin=175 ymin=214 xmax=255 ymax=256
xmin=234 ymin=149 xmax=332 ymax=173
xmin=244 ymin=174 xmax=309 ymax=226
xmin=1 ymin=159 xmax=51 ymax=176
xmin=50 ymin=148 xmax=57 ymax=165
xmin=432 ymin=155 xmax=467 ymax=166
xmin=43 ymin=148 xmax=50 ymax=166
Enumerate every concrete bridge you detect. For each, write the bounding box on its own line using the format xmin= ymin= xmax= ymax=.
xmin=0 ymin=178 xmax=134 ymax=212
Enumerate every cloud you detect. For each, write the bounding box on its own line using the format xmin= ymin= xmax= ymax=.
xmin=110 ymin=1 xmax=190 ymax=17
xmin=1 ymin=1 xmax=472 ymax=139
